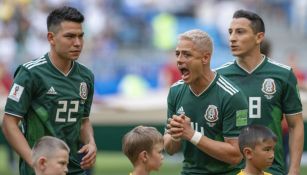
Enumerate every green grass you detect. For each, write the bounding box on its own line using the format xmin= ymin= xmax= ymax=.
xmin=0 ymin=147 xmax=307 ymax=175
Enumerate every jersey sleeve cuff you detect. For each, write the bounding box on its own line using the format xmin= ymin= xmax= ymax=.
xmin=4 ymin=112 xmax=24 ymax=118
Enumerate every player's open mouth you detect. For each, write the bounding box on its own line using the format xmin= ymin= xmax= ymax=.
xmin=179 ymin=67 xmax=190 ymax=80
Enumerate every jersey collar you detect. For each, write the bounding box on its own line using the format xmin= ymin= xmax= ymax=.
xmin=235 ymin=54 xmax=266 ymax=74
xmin=189 ymin=71 xmax=217 ymax=97
xmin=46 ymin=52 xmax=75 ymax=77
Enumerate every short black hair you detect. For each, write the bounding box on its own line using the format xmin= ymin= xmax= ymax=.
xmin=233 ymin=9 xmax=265 ymax=34
xmin=238 ymin=124 xmax=277 ymax=155
xmin=260 ymin=39 xmax=271 ymax=56
xmin=47 ymin=6 xmax=84 ymax=32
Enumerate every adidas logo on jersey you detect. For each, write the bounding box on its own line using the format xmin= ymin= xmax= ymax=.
xmin=177 ymin=106 xmax=185 ymax=115
xmin=47 ymin=86 xmax=57 ymax=95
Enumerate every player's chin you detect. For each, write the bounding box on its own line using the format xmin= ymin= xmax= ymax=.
xmin=69 ymin=52 xmax=81 ymax=59
xmin=69 ymin=56 xmax=79 ymax=61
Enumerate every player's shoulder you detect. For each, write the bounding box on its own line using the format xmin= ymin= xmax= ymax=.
xmin=265 ymin=58 xmax=294 ymax=80
xmin=21 ymin=55 xmax=48 ymax=71
xmin=169 ymin=79 xmax=186 ymax=94
xmin=15 ymin=55 xmax=48 ymax=77
xmin=76 ymin=62 xmax=93 ymax=74
xmin=74 ymin=62 xmax=94 ymax=80
xmin=266 ymin=57 xmax=291 ymax=71
xmin=214 ymin=60 xmax=236 ymax=73
xmin=170 ymin=79 xmax=184 ymax=88
xmin=216 ymin=74 xmax=240 ymax=96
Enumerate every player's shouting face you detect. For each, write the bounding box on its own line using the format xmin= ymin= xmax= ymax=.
xmin=175 ymin=38 xmax=210 ymax=85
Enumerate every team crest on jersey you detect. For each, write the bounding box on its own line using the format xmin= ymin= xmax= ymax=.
xmin=204 ymin=105 xmax=218 ymax=127
xmin=261 ymin=78 xmax=276 ymax=99
xmin=79 ymin=82 xmax=88 ymax=100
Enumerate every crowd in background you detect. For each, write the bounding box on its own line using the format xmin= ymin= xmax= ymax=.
xmin=0 ymin=0 xmax=306 ymax=97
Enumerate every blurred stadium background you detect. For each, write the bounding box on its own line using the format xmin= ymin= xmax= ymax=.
xmin=0 ymin=0 xmax=307 ymax=174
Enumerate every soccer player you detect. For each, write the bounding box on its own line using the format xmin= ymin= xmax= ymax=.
xmin=1 ymin=6 xmax=97 ymax=175
xmin=32 ymin=136 xmax=70 ymax=175
xmin=122 ymin=126 xmax=164 ymax=175
xmin=237 ymin=125 xmax=277 ymax=175
xmin=216 ymin=9 xmax=304 ymax=175
xmin=164 ymin=29 xmax=249 ymax=174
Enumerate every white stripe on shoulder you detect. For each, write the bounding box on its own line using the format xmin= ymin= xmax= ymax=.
xmin=217 ymin=81 xmax=234 ymax=95
xmin=23 ymin=56 xmax=45 ymax=67
xmin=214 ymin=61 xmax=235 ymax=71
xmin=27 ymin=61 xmax=47 ymax=69
xmin=171 ymin=80 xmax=184 ymax=87
xmin=267 ymin=59 xmax=291 ymax=70
xmin=24 ymin=58 xmax=47 ymax=69
xmin=217 ymin=77 xmax=239 ymax=96
xmin=23 ymin=57 xmax=46 ymax=68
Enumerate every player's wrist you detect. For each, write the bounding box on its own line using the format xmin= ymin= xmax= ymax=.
xmin=190 ymin=131 xmax=202 ymax=145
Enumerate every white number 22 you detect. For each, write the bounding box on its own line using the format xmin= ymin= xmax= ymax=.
xmin=55 ymin=100 xmax=79 ymax=122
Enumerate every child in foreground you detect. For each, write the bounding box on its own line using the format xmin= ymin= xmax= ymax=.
xmin=237 ymin=125 xmax=277 ymax=175
xmin=32 ymin=136 xmax=70 ymax=175
xmin=122 ymin=125 xmax=164 ymax=175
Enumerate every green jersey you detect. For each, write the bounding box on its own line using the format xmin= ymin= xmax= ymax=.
xmin=5 ymin=53 xmax=94 ymax=175
xmin=167 ymin=73 xmax=248 ymax=175
xmin=217 ymin=57 xmax=302 ymax=175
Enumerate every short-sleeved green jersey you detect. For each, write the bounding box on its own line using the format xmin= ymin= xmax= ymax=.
xmin=167 ymin=73 xmax=248 ymax=175
xmin=5 ymin=53 xmax=94 ymax=175
xmin=217 ymin=56 xmax=302 ymax=175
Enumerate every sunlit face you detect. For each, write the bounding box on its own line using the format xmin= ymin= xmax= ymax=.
xmin=49 ymin=21 xmax=84 ymax=61
xmin=175 ymin=39 xmax=204 ymax=84
xmin=146 ymin=143 xmax=164 ymax=171
xmin=43 ymin=149 xmax=69 ymax=175
xmin=228 ymin=18 xmax=263 ymax=58
xmin=249 ymin=139 xmax=276 ymax=170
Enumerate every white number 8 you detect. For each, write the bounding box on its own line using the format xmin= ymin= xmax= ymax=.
xmin=249 ymin=97 xmax=261 ymax=118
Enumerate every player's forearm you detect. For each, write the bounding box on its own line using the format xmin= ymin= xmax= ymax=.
xmin=2 ymin=115 xmax=33 ymax=166
xmin=163 ymin=134 xmax=181 ymax=155
xmin=80 ymin=118 xmax=95 ymax=145
xmin=197 ymin=136 xmax=242 ymax=165
xmin=288 ymin=118 xmax=304 ymax=175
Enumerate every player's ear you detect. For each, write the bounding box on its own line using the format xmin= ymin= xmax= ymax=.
xmin=47 ymin=32 xmax=55 ymax=45
xmin=243 ymin=147 xmax=253 ymax=160
xmin=256 ymin=32 xmax=264 ymax=45
xmin=202 ymin=52 xmax=211 ymax=65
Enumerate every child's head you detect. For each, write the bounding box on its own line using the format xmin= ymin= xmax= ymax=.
xmin=32 ymin=136 xmax=70 ymax=175
xmin=239 ymin=125 xmax=277 ymax=170
xmin=122 ymin=125 xmax=164 ymax=171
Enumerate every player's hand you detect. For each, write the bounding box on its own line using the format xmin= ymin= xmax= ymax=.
xmin=78 ymin=143 xmax=97 ymax=169
xmin=167 ymin=114 xmax=185 ymax=138
xmin=180 ymin=116 xmax=195 ymax=140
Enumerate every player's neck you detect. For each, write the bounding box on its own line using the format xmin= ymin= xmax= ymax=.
xmin=48 ymin=52 xmax=73 ymax=75
xmin=189 ymin=70 xmax=215 ymax=96
xmin=236 ymin=52 xmax=264 ymax=73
